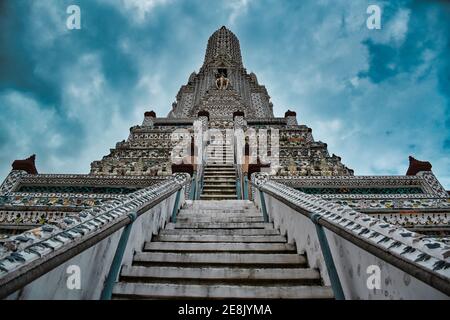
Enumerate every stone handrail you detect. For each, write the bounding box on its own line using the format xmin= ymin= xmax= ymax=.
xmin=0 ymin=173 xmax=190 ymax=299
xmin=252 ymin=173 xmax=450 ymax=298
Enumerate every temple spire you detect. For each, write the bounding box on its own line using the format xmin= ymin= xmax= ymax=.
xmin=202 ymin=26 xmax=243 ymax=68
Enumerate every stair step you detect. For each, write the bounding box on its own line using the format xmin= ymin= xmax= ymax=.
xmin=201 ymin=186 xmax=239 ymax=191
xmin=203 ymin=187 xmax=236 ymax=193
xmin=160 ymin=228 xmax=279 ymax=236
xmin=143 ymin=242 xmax=296 ymax=252
xmin=204 ymin=165 xmax=235 ymax=168
xmin=204 ymin=172 xmax=235 ymax=175
xmin=176 ymin=216 xmax=264 ymax=223
xmin=153 ymin=234 xmax=286 ymax=243
xmin=112 ymin=283 xmax=334 ymax=299
xmin=200 ymin=195 xmax=238 ymax=200
xmin=200 ymin=198 xmax=238 ymax=201
xmin=133 ymin=252 xmax=306 ymax=266
xmin=172 ymin=222 xmax=271 ymax=229
xmin=206 ymin=161 xmax=235 ymax=163
xmin=185 ymin=200 xmax=252 ymax=205
xmin=120 ymin=266 xmax=320 ymax=282
xmin=203 ymin=180 xmax=236 ymax=183
xmin=178 ymin=210 xmax=260 ymax=216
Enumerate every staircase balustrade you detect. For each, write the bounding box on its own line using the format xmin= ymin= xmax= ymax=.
xmin=0 ymin=173 xmax=190 ymax=299
xmin=251 ymin=173 xmax=450 ymax=299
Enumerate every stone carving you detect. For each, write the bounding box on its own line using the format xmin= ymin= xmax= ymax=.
xmin=215 ymin=74 xmax=230 ymax=90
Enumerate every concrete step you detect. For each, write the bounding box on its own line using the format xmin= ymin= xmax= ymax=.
xmin=171 ymin=222 xmax=271 ymax=229
xmin=133 ymin=252 xmax=306 ymax=266
xmin=182 ymin=200 xmax=255 ymax=210
xmin=176 ymin=216 xmax=264 ymax=223
xmin=204 ymin=172 xmax=236 ymax=175
xmin=201 ymin=188 xmax=236 ymax=192
xmin=200 ymin=198 xmax=239 ymax=201
xmin=120 ymin=266 xmax=320 ymax=283
xmin=204 ymin=176 xmax=236 ymax=179
xmin=153 ymin=234 xmax=286 ymax=243
xmin=160 ymin=228 xmax=279 ymax=236
xmin=203 ymin=185 xmax=236 ymax=193
xmin=206 ymin=162 xmax=235 ymax=165
xmin=204 ymin=173 xmax=236 ymax=176
xmin=178 ymin=209 xmax=259 ymax=215
xmin=203 ymin=179 xmax=236 ymax=183
xmin=206 ymin=158 xmax=234 ymax=161
xmin=112 ymin=282 xmax=334 ymax=299
xmin=143 ymin=242 xmax=296 ymax=252
xmin=201 ymin=189 xmax=236 ymax=194
xmin=179 ymin=209 xmax=255 ymax=213
xmin=200 ymin=198 xmax=238 ymax=201
xmin=204 ymin=165 xmax=235 ymax=168
xmin=185 ymin=200 xmax=252 ymax=204
xmin=202 ymin=184 xmax=236 ymax=188
xmin=206 ymin=155 xmax=233 ymax=158
xmin=201 ymin=185 xmax=239 ymax=190
xmin=200 ymin=195 xmax=238 ymax=200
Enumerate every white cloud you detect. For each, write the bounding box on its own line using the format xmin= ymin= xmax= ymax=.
xmin=100 ymin=0 xmax=171 ymax=24
xmin=226 ymin=0 xmax=252 ymax=26
xmin=371 ymin=8 xmax=411 ymax=47
xmin=29 ymin=1 xmax=69 ymax=48
xmin=389 ymin=9 xmax=410 ymax=44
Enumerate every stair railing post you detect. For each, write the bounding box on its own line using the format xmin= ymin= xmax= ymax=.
xmin=171 ymin=188 xmax=182 ymax=223
xmin=243 ymin=176 xmax=249 ymax=200
xmin=236 ymin=177 xmax=242 ymax=200
xmin=311 ymin=213 xmax=345 ymax=300
xmin=258 ymin=190 xmax=269 ymax=223
xmin=189 ymin=174 xmax=196 ymax=200
xmin=100 ymin=211 xmax=137 ymax=300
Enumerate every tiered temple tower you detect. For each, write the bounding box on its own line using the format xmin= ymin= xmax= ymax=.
xmin=90 ymin=26 xmax=353 ymax=180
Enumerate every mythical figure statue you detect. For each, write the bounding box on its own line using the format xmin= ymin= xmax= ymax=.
xmin=215 ymin=74 xmax=229 ymax=90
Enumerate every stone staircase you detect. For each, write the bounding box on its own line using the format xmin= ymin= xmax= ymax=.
xmin=112 ymin=200 xmax=334 ymax=299
xmin=201 ymin=140 xmax=237 ymax=200
xmin=200 ymin=164 xmax=237 ymax=200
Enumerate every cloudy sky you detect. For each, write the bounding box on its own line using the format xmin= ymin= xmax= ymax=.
xmin=0 ymin=0 xmax=449 ymax=188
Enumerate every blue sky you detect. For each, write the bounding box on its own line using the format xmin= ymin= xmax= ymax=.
xmin=0 ymin=0 xmax=449 ymax=188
